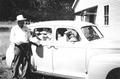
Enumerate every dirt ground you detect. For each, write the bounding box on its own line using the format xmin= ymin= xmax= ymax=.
xmin=0 ymin=59 xmax=13 ymax=79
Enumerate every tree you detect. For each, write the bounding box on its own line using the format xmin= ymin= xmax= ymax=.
xmin=0 ymin=0 xmax=75 ymax=21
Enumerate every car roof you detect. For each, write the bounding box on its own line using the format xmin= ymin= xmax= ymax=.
xmin=28 ymin=20 xmax=95 ymax=30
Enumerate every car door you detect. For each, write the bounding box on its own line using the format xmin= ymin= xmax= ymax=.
xmin=53 ymin=27 xmax=87 ymax=78
xmin=31 ymin=27 xmax=53 ymax=72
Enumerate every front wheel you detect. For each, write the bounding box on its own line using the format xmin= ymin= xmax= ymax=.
xmin=106 ymin=68 xmax=120 ymax=79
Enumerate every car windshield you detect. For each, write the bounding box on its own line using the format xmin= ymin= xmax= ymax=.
xmin=81 ymin=25 xmax=103 ymax=41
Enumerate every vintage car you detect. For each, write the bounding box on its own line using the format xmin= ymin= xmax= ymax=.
xmin=6 ymin=20 xmax=120 ymax=79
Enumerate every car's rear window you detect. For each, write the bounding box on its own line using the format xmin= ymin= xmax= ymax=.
xmin=33 ymin=28 xmax=52 ymax=41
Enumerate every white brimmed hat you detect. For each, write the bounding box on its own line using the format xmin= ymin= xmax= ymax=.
xmin=16 ymin=15 xmax=26 ymax=21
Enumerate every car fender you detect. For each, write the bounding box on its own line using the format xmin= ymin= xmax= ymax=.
xmin=88 ymin=54 xmax=120 ymax=79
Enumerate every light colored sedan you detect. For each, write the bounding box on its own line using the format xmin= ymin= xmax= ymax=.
xmin=29 ymin=20 xmax=103 ymax=79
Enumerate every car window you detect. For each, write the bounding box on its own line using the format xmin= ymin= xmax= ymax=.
xmin=81 ymin=26 xmax=103 ymax=41
xmin=56 ymin=28 xmax=81 ymax=42
xmin=33 ymin=28 xmax=52 ymax=41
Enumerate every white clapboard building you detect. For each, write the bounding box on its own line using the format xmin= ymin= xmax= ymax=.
xmin=73 ymin=0 xmax=120 ymax=40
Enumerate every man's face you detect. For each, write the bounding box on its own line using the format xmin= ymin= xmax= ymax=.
xmin=17 ymin=20 xmax=25 ymax=28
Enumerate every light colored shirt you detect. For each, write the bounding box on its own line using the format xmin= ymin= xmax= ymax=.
xmin=10 ymin=25 xmax=31 ymax=45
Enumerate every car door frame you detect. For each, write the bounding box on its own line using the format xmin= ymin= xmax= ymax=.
xmin=31 ymin=26 xmax=54 ymax=73
xmin=52 ymin=26 xmax=87 ymax=78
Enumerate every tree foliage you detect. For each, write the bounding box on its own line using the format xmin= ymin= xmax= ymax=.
xmin=0 ymin=0 xmax=75 ymax=22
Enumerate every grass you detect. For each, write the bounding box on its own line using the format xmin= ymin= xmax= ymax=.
xmin=0 ymin=30 xmax=12 ymax=79
xmin=0 ymin=21 xmax=14 ymax=55
xmin=0 ymin=31 xmax=10 ymax=56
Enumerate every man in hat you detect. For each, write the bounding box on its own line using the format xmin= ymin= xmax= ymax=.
xmin=10 ymin=14 xmax=31 ymax=79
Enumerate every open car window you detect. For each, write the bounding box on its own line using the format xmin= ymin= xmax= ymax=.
xmin=33 ymin=28 xmax=52 ymax=41
xmin=56 ymin=28 xmax=81 ymax=42
xmin=81 ymin=26 xmax=103 ymax=41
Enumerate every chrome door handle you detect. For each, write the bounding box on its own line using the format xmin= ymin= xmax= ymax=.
xmin=48 ymin=46 xmax=58 ymax=49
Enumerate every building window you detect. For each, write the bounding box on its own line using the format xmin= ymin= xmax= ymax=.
xmin=104 ymin=5 xmax=109 ymax=25
xmin=80 ymin=6 xmax=97 ymax=24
